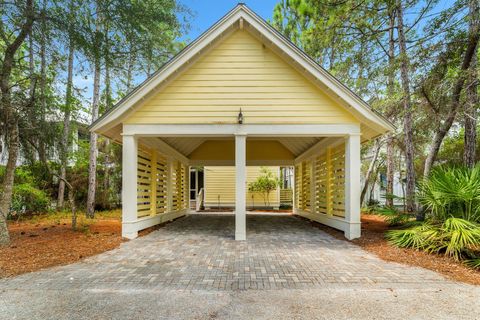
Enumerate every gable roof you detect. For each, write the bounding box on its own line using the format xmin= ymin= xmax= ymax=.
xmin=90 ymin=4 xmax=394 ymax=138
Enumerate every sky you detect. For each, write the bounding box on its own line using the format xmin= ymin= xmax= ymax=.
xmin=179 ymin=0 xmax=279 ymax=41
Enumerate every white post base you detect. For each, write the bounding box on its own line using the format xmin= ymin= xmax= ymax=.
xmin=122 ymin=220 xmax=139 ymax=239
xmin=235 ymin=228 xmax=246 ymax=241
xmin=122 ymin=229 xmax=138 ymax=240
xmin=344 ymin=223 xmax=361 ymax=240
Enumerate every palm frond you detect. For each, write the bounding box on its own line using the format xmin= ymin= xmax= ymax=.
xmin=465 ymin=258 xmax=480 ymax=269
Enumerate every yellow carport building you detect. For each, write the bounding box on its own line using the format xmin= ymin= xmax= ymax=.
xmin=90 ymin=4 xmax=394 ymax=241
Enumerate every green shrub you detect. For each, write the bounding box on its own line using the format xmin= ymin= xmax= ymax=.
xmin=387 ymin=217 xmax=480 ymax=261
xmin=362 ymin=199 xmax=380 ymax=214
xmin=418 ymin=164 xmax=480 ymax=223
xmin=11 ymin=183 xmax=50 ymax=216
xmin=465 ymin=258 xmax=480 ymax=269
xmin=248 ymin=167 xmax=280 ymax=207
xmin=376 ymin=206 xmax=413 ymax=226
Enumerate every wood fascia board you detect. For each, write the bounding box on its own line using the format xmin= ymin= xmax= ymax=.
xmin=123 ymin=124 xmax=361 ymax=137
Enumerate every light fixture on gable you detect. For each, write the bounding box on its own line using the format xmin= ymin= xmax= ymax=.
xmin=238 ymin=108 xmax=244 ymax=124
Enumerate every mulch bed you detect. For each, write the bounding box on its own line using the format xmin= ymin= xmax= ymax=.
xmin=0 ymin=218 xmax=123 ymax=278
xmin=304 ymin=214 xmax=480 ymax=285
xmin=0 ymin=214 xmax=188 ymax=279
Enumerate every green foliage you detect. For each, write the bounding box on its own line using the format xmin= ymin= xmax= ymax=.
xmin=11 ymin=183 xmax=49 ymax=216
xmin=386 ymin=223 xmax=436 ymax=250
xmin=387 ymin=217 xmax=480 ymax=261
xmin=388 ymin=165 xmax=480 ymax=263
xmin=437 ymin=128 xmax=480 ymax=166
xmin=0 ymin=165 xmax=51 ymax=217
xmin=376 ymin=206 xmax=413 ymax=226
xmin=248 ymin=167 xmax=280 ymax=207
xmin=418 ymin=164 xmax=480 ymax=222
xmin=362 ymin=199 xmax=380 ymax=214
xmin=465 ymin=258 xmax=480 ymax=269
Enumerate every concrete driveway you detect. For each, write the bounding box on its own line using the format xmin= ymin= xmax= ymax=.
xmin=1 ymin=213 xmax=479 ymax=319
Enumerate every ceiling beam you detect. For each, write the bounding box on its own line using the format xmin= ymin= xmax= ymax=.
xmin=140 ymin=137 xmax=190 ymax=163
xmin=294 ymin=137 xmax=344 ymax=164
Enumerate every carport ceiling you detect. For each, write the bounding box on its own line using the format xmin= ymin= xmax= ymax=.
xmin=158 ymin=136 xmax=322 ymax=158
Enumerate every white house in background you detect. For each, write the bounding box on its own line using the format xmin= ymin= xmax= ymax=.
xmin=0 ymin=121 xmax=88 ymax=166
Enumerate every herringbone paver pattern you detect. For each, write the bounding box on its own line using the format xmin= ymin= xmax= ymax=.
xmin=0 ymin=213 xmax=447 ymax=291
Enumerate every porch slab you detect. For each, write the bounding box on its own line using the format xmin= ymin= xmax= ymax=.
xmin=1 ymin=214 xmax=479 ymax=319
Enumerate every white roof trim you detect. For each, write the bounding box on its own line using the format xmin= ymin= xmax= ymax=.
xmin=90 ymin=4 xmax=394 ymax=134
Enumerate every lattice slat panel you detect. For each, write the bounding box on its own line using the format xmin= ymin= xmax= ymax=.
xmin=171 ymin=161 xmax=180 ymax=211
xmin=315 ymin=154 xmax=328 ymax=215
xmin=182 ymin=163 xmax=189 ymax=210
xmin=137 ymin=151 xmax=152 ymax=218
xmin=331 ymin=146 xmax=345 ymax=217
xmin=294 ymin=164 xmax=302 ymax=209
xmin=301 ymin=160 xmax=311 ymax=212
xmin=155 ymin=156 xmax=168 ymax=214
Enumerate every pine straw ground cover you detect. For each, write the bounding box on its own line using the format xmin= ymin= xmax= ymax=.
xmin=0 ymin=210 xmax=183 ymax=278
xmin=305 ymin=214 xmax=480 ymax=285
xmin=0 ymin=210 xmax=124 ymax=278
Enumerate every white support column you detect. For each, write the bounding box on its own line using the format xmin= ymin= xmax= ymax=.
xmin=122 ymin=134 xmax=138 ymax=239
xmin=344 ymin=134 xmax=361 ymax=239
xmin=235 ymin=133 xmax=247 ymax=240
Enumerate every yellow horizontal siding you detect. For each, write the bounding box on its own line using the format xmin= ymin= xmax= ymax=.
xmin=125 ymin=30 xmax=358 ymax=125
xmin=204 ymin=166 xmax=280 ymax=207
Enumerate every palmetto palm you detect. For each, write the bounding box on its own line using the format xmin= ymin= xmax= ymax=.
xmin=417 ymin=164 xmax=480 ymax=222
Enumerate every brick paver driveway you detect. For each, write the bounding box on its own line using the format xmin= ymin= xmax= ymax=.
xmin=1 ymin=213 xmax=479 ymax=320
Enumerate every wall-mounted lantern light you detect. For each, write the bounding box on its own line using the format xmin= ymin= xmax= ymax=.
xmin=238 ymin=108 xmax=244 ymax=124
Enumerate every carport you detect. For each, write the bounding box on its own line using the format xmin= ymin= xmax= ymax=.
xmin=89 ymin=4 xmax=393 ymax=241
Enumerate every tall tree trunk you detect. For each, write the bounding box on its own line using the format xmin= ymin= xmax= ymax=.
xmin=423 ymin=0 xmax=479 ymax=177
xmin=0 ymin=122 xmax=19 ymax=244
xmin=102 ymin=33 xmax=112 ymax=210
xmin=126 ymin=41 xmax=135 ymax=90
xmin=361 ymin=139 xmax=381 ymax=205
xmin=396 ymin=0 xmax=416 ymax=214
xmin=86 ymin=6 xmax=102 ymax=218
xmin=385 ymin=6 xmax=396 ymax=207
xmin=0 ymin=0 xmax=35 ymax=245
xmin=368 ymin=161 xmax=384 ymax=204
xmin=464 ymin=50 xmax=478 ymax=168
xmin=28 ymin=34 xmax=35 ymax=97
xmin=57 ymin=23 xmax=75 ymax=210
xmin=38 ymin=0 xmax=47 ymax=163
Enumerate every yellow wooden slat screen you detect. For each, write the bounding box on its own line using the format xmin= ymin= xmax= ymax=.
xmin=137 ymin=150 xmax=153 ymax=218
xmin=311 ymin=145 xmax=345 ymax=217
xmin=330 ymin=146 xmax=345 ymax=217
xmin=302 ymin=160 xmax=311 ymax=212
xmin=294 ymin=164 xmax=302 ymax=209
xmin=155 ymin=156 xmax=168 ymax=214
xmin=171 ymin=161 xmax=189 ymax=212
xmin=137 ymin=149 xmax=187 ymax=218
